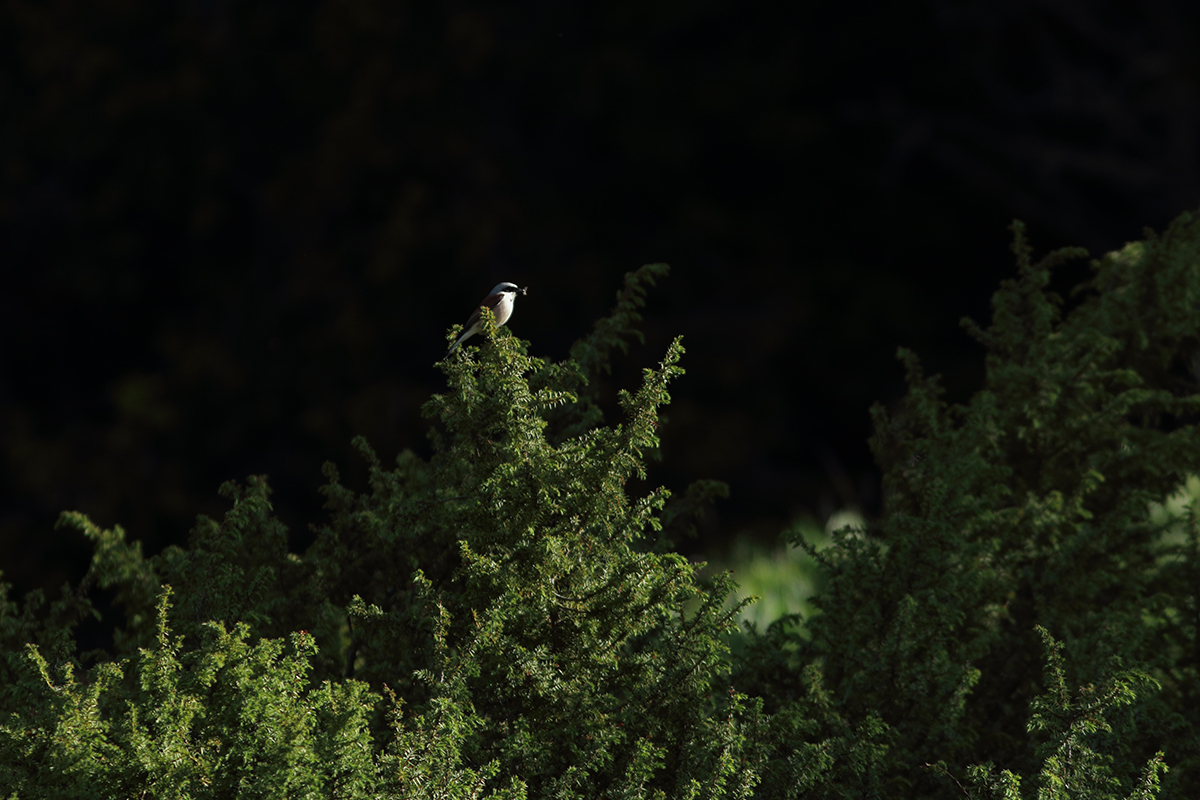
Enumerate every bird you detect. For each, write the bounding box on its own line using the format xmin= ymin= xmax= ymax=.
xmin=446 ymin=282 xmax=527 ymax=356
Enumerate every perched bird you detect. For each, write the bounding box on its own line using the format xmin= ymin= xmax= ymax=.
xmin=446 ymin=282 xmax=527 ymax=356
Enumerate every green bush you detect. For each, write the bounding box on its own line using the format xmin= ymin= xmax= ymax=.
xmin=737 ymin=213 xmax=1200 ymax=797
xmin=0 ymin=264 xmax=761 ymax=799
xmin=6 ymin=210 xmax=1200 ymax=798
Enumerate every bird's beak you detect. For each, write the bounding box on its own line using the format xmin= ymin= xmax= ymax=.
xmin=519 ymin=286 xmax=528 ymax=296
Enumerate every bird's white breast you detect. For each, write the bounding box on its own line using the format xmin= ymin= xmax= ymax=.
xmin=493 ymin=292 xmax=515 ymax=326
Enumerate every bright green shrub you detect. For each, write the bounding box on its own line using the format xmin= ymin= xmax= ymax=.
xmin=0 ymin=264 xmax=762 ymax=799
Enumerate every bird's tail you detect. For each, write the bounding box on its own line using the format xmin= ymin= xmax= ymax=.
xmin=442 ymin=333 xmax=468 ymax=361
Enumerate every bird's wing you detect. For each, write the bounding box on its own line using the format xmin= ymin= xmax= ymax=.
xmin=463 ymin=291 xmax=504 ymax=329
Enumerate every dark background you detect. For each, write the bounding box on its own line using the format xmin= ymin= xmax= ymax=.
xmin=3 ymin=0 xmax=1198 ymax=600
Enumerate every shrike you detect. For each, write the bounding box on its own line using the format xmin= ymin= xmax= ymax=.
xmin=446 ymin=282 xmax=527 ymax=356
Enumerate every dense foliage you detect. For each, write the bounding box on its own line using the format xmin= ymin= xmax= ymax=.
xmin=0 ymin=264 xmax=764 ymax=798
xmin=5 ymin=208 xmax=1200 ymax=797
xmin=737 ymin=212 xmax=1200 ymax=798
